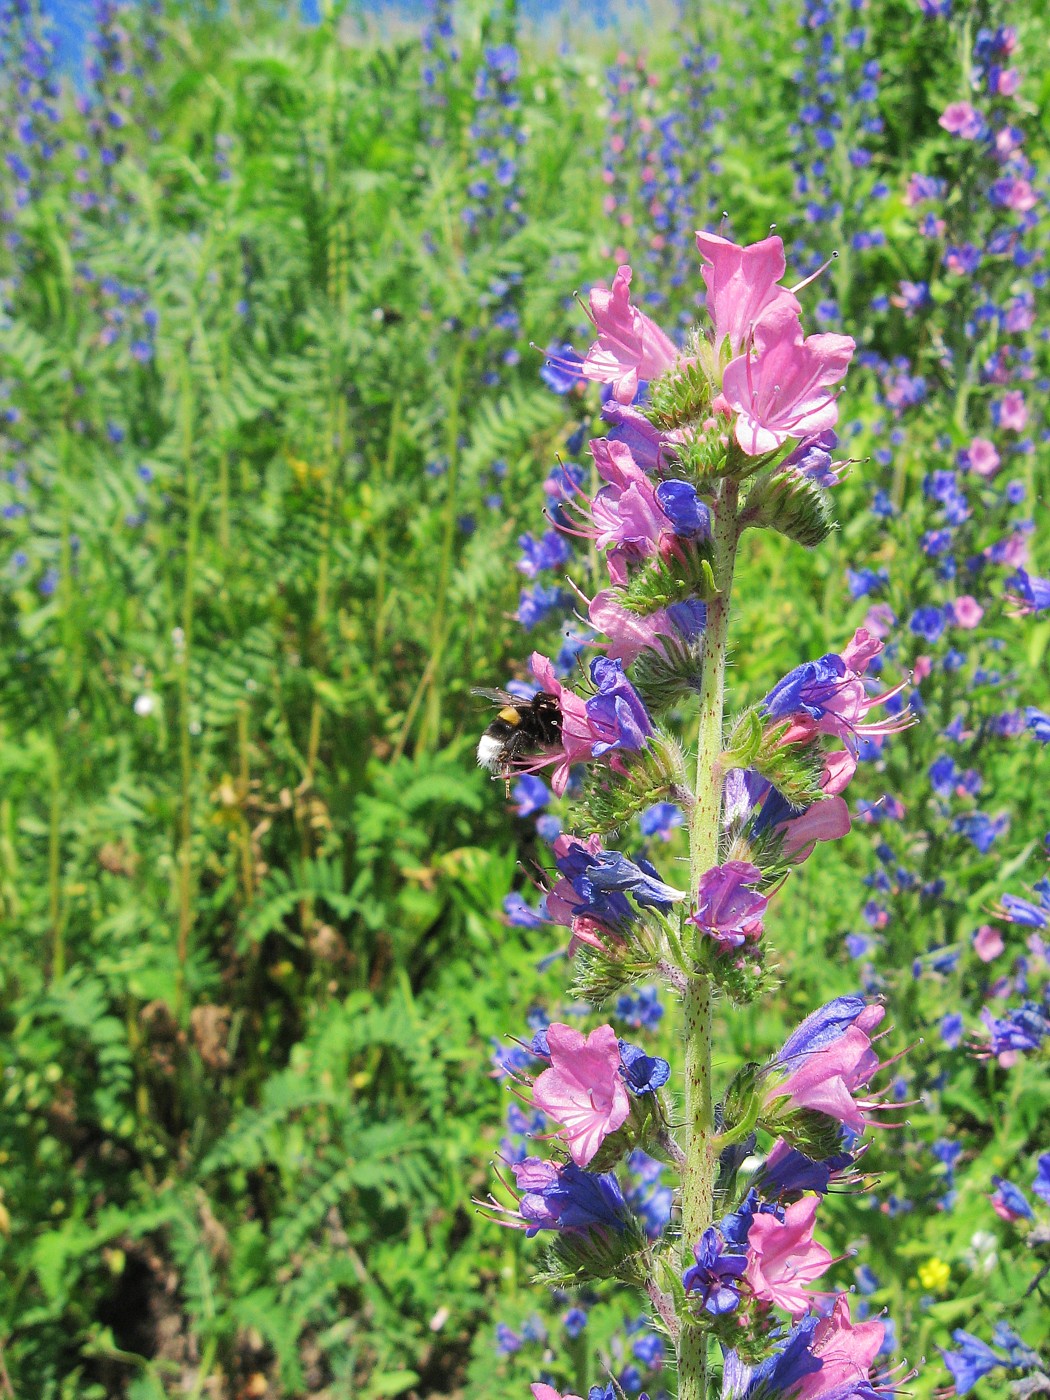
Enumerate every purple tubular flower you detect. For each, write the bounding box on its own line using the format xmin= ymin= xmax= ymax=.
xmin=718 ymin=1187 xmax=759 ymax=1246
xmin=516 ymin=583 xmax=566 ymax=630
xmin=776 ymin=995 xmax=869 ymax=1063
xmin=510 ymin=1158 xmax=629 ymax=1236
xmin=762 ymin=653 xmax=847 ymax=721
xmin=601 ymin=400 xmax=670 ymax=470
xmin=512 ymin=774 xmax=550 ymax=816
xmin=581 ymin=849 xmax=685 ymax=908
xmin=633 ymin=1332 xmax=664 ymax=1366
xmin=682 ymin=1227 xmax=747 ymax=1314
xmin=939 ymin=1331 xmax=1005 ymax=1396
xmin=781 ymin=430 xmax=839 ymax=486
xmin=909 ymin=605 xmax=947 ymax=642
xmin=756 ymin=1141 xmax=853 ymax=1199
xmin=998 ymin=884 xmax=1049 ymax=928
xmin=723 ymin=1316 xmax=822 ymax=1400
xmin=991 ymin=1175 xmax=1034 ymax=1220
xmin=503 ymin=892 xmax=548 ymax=929
xmin=940 ymin=1013 xmax=963 ymax=1049
xmin=654 ymin=479 xmax=711 ymax=537
xmin=981 ymin=1002 xmax=1050 ymax=1055
xmin=518 ymin=528 xmax=571 ymax=578
xmin=990 ymin=1324 xmax=1039 ymax=1371
xmin=952 ymin=811 xmax=1008 ymax=854
xmin=639 ymin=801 xmax=684 ymax=839
xmin=1006 ymin=568 xmax=1050 ymax=614
xmin=585 ymin=657 xmax=654 ymax=757
xmin=495 ymin=1322 xmax=521 ymax=1354
xmin=999 ymin=897 xmax=1046 ymax=928
xmin=563 ymin=1305 xmax=588 ymax=1338
xmin=1033 ymin=1152 xmax=1050 ymax=1206
xmin=619 ymin=1039 xmax=671 ymax=1094
xmin=1024 ymin=708 xmax=1050 ymax=743
xmin=667 ymin=598 xmax=707 ymax=640
xmin=688 ymin=861 xmax=769 ymax=950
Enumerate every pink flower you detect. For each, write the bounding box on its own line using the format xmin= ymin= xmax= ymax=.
xmin=722 ymin=306 xmax=855 ymax=456
xmin=939 ymin=102 xmax=984 ymax=140
xmin=532 ymin=1387 xmax=583 ymax=1400
xmin=694 ymin=231 xmax=801 ymax=357
xmin=771 ymin=1001 xmax=889 ymax=1134
xmin=863 ymin=603 xmax=895 ymax=639
xmin=973 ymin=924 xmax=1004 ymax=962
xmin=999 ymin=178 xmax=1037 ymax=211
xmin=820 ymin=749 xmax=857 ymax=796
xmin=531 ymin=1022 xmax=630 ymax=1166
xmin=588 ymin=590 xmax=678 ymax=665
xmin=953 ymin=595 xmax=984 ymax=629
xmin=913 ymin=655 xmax=932 ymax=682
xmin=587 ymin=438 xmax=671 ymax=580
xmin=529 ymin=652 xmax=597 ymax=797
xmin=996 ymin=67 xmax=1020 ymax=96
xmin=995 ymin=126 xmax=1021 ymax=158
xmin=580 ymin=265 xmax=679 ymax=404
xmin=999 ymin=391 xmax=1027 ymax=432
xmin=794 ymin=1296 xmax=885 ymax=1400
xmin=745 ymin=1196 xmax=832 ymax=1319
xmin=778 ymin=796 xmax=851 ymax=863
xmin=968 ymin=437 xmax=1001 ymax=478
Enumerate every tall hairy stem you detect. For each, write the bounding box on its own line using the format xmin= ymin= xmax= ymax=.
xmin=678 ymin=478 xmax=739 ymax=1400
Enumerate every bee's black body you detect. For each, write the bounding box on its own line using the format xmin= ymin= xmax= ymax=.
xmin=473 ymin=688 xmax=563 ymax=778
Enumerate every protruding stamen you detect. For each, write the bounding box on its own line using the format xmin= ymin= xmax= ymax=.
xmin=573 ymin=288 xmax=597 ymax=328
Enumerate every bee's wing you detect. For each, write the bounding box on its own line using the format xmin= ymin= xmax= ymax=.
xmin=471 ymin=686 xmax=518 ymax=707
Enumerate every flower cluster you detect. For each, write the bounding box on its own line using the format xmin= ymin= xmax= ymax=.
xmin=477 ymin=228 xmax=905 ymax=1399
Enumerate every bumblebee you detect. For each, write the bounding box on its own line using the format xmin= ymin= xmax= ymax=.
xmin=473 ymin=688 xmax=563 ymax=783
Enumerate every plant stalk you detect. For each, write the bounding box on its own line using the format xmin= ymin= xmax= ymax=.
xmin=678 ymin=477 xmax=739 ymax=1400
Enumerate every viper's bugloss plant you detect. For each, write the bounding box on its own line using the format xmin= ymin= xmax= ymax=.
xmin=477 ymin=229 xmax=911 ymax=1399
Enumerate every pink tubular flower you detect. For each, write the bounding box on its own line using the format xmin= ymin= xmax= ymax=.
xmin=694 ymin=231 xmax=801 ymax=357
xmin=795 ymin=1296 xmax=885 ymax=1400
xmin=588 ymin=589 xmax=679 ymax=665
xmin=745 ymin=1195 xmax=832 ymax=1319
xmin=999 ymin=390 xmax=1028 ymax=432
xmin=769 ymin=999 xmax=891 ymax=1134
xmin=530 ymin=1023 xmax=630 ymax=1166
xmin=953 ymin=595 xmax=984 ymax=629
xmin=532 ymin=1388 xmax=583 ymax=1400
xmin=820 ymin=749 xmax=857 ymax=796
xmin=722 ymin=306 xmax=855 ymax=456
xmin=587 ymin=437 xmax=670 ymax=580
xmin=778 ymin=796 xmax=851 ymax=863
xmin=530 ymin=652 xmax=596 ymax=796
xmin=580 ymin=265 xmax=679 ymax=403
xmin=973 ymin=924 xmax=1004 ymax=962
xmin=967 ymin=437 xmax=1001 ymax=478
xmin=939 ymin=101 xmax=984 ymax=140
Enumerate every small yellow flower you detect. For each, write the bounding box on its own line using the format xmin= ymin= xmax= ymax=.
xmin=918 ymin=1257 xmax=951 ymax=1292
